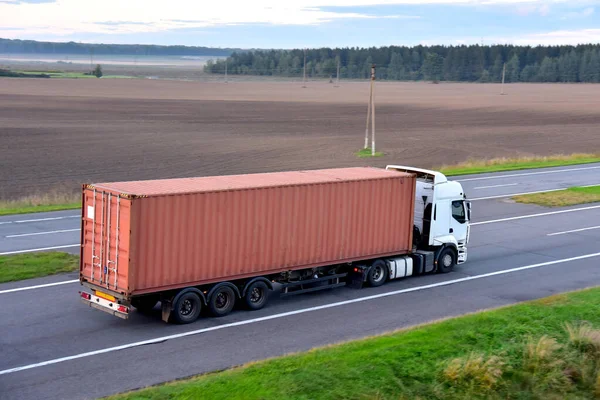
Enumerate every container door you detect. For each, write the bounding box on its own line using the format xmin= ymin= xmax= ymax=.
xmin=83 ymin=189 xmax=127 ymax=292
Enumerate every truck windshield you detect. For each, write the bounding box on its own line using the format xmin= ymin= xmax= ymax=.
xmin=452 ymin=200 xmax=467 ymax=224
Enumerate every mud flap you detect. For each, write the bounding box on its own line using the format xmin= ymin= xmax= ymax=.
xmin=161 ymin=300 xmax=172 ymax=323
xmin=347 ymin=270 xmax=365 ymax=289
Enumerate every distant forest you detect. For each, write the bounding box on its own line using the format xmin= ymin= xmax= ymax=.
xmin=0 ymin=38 xmax=236 ymax=56
xmin=204 ymin=44 xmax=600 ymax=83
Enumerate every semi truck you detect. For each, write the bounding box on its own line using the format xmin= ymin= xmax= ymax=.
xmin=79 ymin=165 xmax=471 ymax=324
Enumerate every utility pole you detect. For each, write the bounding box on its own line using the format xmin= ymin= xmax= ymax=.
xmin=335 ymin=58 xmax=340 ymax=87
xmin=89 ymin=48 xmax=94 ymax=73
xmin=225 ymin=58 xmax=228 ymax=83
xmin=364 ymin=73 xmax=372 ymax=149
xmin=302 ymin=48 xmax=307 ymax=88
xmin=364 ymin=64 xmax=377 ymax=152
xmin=501 ymin=63 xmax=506 ymax=95
xmin=370 ymin=64 xmax=376 ymax=156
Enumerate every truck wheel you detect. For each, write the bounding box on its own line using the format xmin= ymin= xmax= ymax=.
xmin=209 ymin=286 xmax=236 ymax=317
xmin=131 ymin=296 xmax=159 ymax=313
xmin=367 ymin=260 xmax=388 ymax=287
xmin=437 ymin=247 xmax=456 ymax=274
xmin=172 ymin=292 xmax=202 ymax=324
xmin=244 ymin=281 xmax=269 ymax=311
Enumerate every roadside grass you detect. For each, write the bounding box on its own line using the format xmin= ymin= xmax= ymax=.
xmin=108 ymin=287 xmax=600 ymax=400
xmin=0 ymin=252 xmax=79 ymax=283
xmin=3 ymin=153 xmax=599 ymax=217
xmin=355 ymin=147 xmax=384 ymax=158
xmin=0 ymin=191 xmax=80 ymax=216
xmin=439 ymin=153 xmax=600 ymax=176
xmin=514 ymin=185 xmax=600 ymax=207
xmin=14 ymin=70 xmax=136 ymax=79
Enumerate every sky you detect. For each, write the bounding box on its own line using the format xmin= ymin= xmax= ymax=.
xmin=0 ymin=0 xmax=599 ymax=48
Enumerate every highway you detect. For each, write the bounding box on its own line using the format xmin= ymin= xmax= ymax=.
xmin=1 ymin=164 xmax=599 ymax=400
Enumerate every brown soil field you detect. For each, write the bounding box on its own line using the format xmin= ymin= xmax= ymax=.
xmin=1 ymin=78 xmax=599 ymax=200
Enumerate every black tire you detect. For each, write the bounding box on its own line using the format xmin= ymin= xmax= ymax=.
xmin=437 ymin=247 xmax=456 ymax=274
xmin=208 ymin=286 xmax=236 ymax=317
xmin=244 ymin=281 xmax=269 ymax=311
xmin=131 ymin=295 xmax=159 ymax=313
xmin=367 ymin=260 xmax=388 ymax=287
xmin=172 ymin=292 xmax=202 ymax=324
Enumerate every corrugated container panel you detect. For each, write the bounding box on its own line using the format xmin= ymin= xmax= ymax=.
xmin=80 ymin=167 xmax=416 ymax=296
xmin=80 ymin=188 xmax=131 ymax=294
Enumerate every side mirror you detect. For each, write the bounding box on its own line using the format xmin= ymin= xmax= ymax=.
xmin=465 ymin=201 xmax=472 ymax=221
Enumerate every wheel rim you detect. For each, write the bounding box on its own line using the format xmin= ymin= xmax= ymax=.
xmin=372 ymin=266 xmax=384 ymax=282
xmin=180 ymin=299 xmax=194 ymax=316
xmin=250 ymin=287 xmax=263 ymax=303
xmin=442 ymin=254 xmax=453 ymax=268
xmin=215 ymin=291 xmax=231 ymax=310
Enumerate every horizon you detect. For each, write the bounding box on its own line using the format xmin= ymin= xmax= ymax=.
xmin=4 ymin=37 xmax=600 ymax=52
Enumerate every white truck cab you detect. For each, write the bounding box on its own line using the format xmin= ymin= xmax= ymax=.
xmin=386 ymin=165 xmax=471 ymax=266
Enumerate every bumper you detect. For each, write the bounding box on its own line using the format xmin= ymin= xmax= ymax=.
xmin=80 ymin=291 xmax=129 ymax=319
xmin=457 ymin=246 xmax=467 ymax=264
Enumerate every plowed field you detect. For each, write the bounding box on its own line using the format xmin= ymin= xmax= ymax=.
xmin=1 ymin=78 xmax=599 ymax=199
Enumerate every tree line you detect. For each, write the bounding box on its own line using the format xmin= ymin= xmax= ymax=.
xmin=0 ymin=38 xmax=236 ymax=56
xmin=204 ymin=44 xmax=600 ymax=83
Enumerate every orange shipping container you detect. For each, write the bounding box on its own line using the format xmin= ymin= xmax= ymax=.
xmin=80 ymin=167 xmax=416 ymax=297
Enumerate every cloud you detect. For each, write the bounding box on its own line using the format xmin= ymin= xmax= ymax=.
xmin=515 ymin=4 xmax=551 ymax=16
xmin=380 ymin=15 xmax=422 ymax=19
xmin=420 ymin=28 xmax=600 ymax=46
xmin=562 ymin=6 xmax=595 ymax=18
xmin=0 ymin=0 xmax=595 ymax=40
xmin=0 ymin=0 xmax=426 ymax=38
xmin=513 ymin=28 xmax=600 ymax=45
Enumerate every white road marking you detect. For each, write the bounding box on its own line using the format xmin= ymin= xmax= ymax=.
xmin=457 ymin=165 xmax=600 ymax=182
xmin=0 ymin=244 xmax=80 ymax=256
xmin=3 ymin=204 xmax=600 ymax=293
xmin=547 ymin=225 xmax=600 ymax=236
xmin=0 ymin=279 xmax=79 ymax=295
xmin=470 ymin=183 xmax=600 ymax=201
xmin=6 ymin=228 xmax=80 ymax=238
xmin=0 ymin=215 xmax=79 ymax=225
xmin=470 ymin=205 xmax=600 ymax=226
xmin=1 ymin=251 xmax=599 ymax=376
xmin=473 ymin=183 xmax=519 ymax=190
xmin=15 ymin=215 xmax=79 ymax=223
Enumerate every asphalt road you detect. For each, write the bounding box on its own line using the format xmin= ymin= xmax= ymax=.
xmin=1 ymin=163 xmax=599 ymax=256
xmin=1 ymin=164 xmax=600 ymax=400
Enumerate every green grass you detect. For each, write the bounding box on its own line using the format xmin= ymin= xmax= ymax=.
xmin=356 ymin=147 xmax=384 ymax=158
xmin=0 ymin=252 xmax=79 ymax=283
xmin=439 ymin=153 xmax=600 ymax=176
xmin=0 ymin=202 xmax=80 ymax=216
xmin=514 ymin=185 xmax=600 ymax=207
xmin=0 ymin=191 xmax=80 ymax=216
xmin=108 ymin=287 xmax=600 ymax=400
xmin=13 ymin=70 xmax=136 ymax=79
xmin=2 ymin=153 xmax=598 ymax=217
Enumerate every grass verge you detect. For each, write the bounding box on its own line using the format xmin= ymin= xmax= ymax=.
xmin=514 ymin=185 xmax=600 ymax=207
xmin=0 ymin=252 xmax=79 ymax=283
xmin=0 ymin=191 xmax=80 ymax=216
xmin=355 ymin=147 xmax=384 ymax=158
xmin=108 ymin=286 xmax=600 ymax=400
xmin=13 ymin=70 xmax=136 ymax=79
xmin=439 ymin=153 xmax=600 ymax=176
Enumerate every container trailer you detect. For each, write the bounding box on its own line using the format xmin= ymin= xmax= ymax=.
xmin=79 ymin=166 xmax=471 ymax=324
